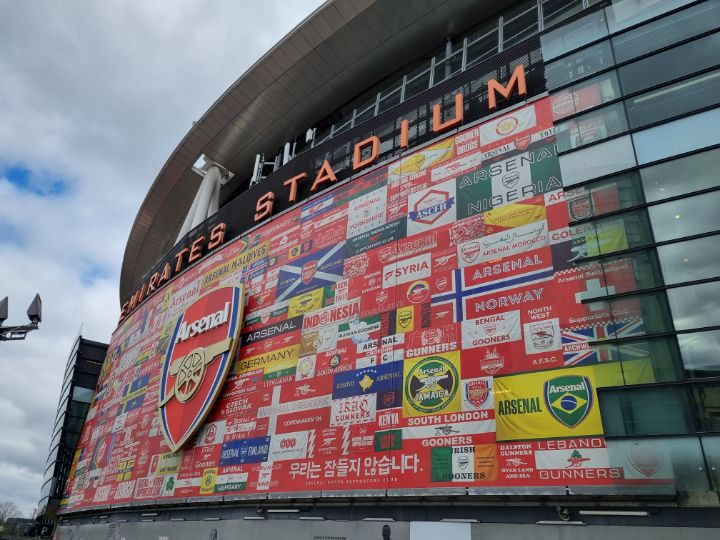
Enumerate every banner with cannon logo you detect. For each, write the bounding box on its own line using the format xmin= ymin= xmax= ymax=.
xmin=158 ymin=286 xmax=244 ymax=452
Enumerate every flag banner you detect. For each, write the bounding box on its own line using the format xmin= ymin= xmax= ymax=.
xmin=457 ymin=141 xmax=562 ymax=219
xmin=62 ymin=96 xmax=667 ymax=511
xmin=494 ymin=367 xmax=604 ymax=441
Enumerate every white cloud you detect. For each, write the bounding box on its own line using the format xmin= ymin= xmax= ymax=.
xmin=0 ymin=0 xmax=323 ymax=516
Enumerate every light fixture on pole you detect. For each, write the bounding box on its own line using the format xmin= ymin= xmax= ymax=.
xmin=0 ymin=294 xmax=42 ymax=341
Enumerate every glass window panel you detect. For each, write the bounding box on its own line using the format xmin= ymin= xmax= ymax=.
xmin=46 ymin=445 xmax=59 ymax=466
xmin=649 ymin=189 xmax=720 ymax=243
xmin=612 ymin=1 xmax=720 ymax=63
xmin=540 ymin=9 xmax=609 ymax=61
xmin=40 ymin=479 xmax=54 ymax=499
xmin=50 ymin=428 xmax=61 ymax=450
xmin=667 ymin=281 xmax=720 ymax=331
xmin=314 ymin=125 xmax=332 ymax=145
xmin=600 ymin=385 xmax=695 ymax=436
xmin=623 ymin=291 xmax=673 ymax=334
xmin=607 ymin=437 xmax=709 ymax=493
xmin=618 ymin=32 xmax=720 ymax=95
xmin=432 ymin=50 xmax=463 ymax=85
xmin=693 ymin=383 xmax=720 ymax=432
xmin=633 ymin=107 xmax=720 ymax=164
xmin=467 ymin=18 xmax=498 ymax=44
xmin=377 ymin=87 xmax=401 ymax=113
xmin=556 ymin=102 xmax=628 ymax=152
xmin=71 ymin=386 xmax=94 ymax=403
xmin=354 ymin=104 xmax=375 ymax=125
xmin=572 ymin=210 xmax=652 ymax=258
xmin=545 ymin=40 xmax=615 ymax=90
xmin=332 ymin=119 xmax=352 ymax=136
xmin=594 ymin=250 xmax=663 ymax=292
xmin=701 ymin=435 xmax=720 ymax=491
xmin=550 ymin=71 xmax=622 ymax=121
xmin=633 ymin=335 xmax=683 ymax=382
xmin=573 ymin=289 xmax=673 ymax=336
xmin=626 ymin=69 xmax=720 ymax=129
xmin=404 ymin=70 xmax=430 ymax=100
xmin=66 ymin=415 xmax=86 ymax=433
xmin=592 ymin=335 xmax=682 ymax=387
xmin=503 ymin=1 xmax=539 ymax=49
xmin=466 ymin=31 xmax=499 ymax=68
xmin=62 ymin=431 xmax=80 ymax=448
xmin=641 ymin=147 xmax=720 ymax=203
xmin=658 ymin=236 xmax=720 ymax=286
xmin=606 ymin=0 xmax=694 ymax=33
xmin=678 ymin=329 xmax=720 ymax=378
xmin=542 ymin=0 xmax=583 ymax=29
xmin=565 ymin=170 xmax=643 ymax=220
xmin=560 ymin=134 xmax=637 ymax=186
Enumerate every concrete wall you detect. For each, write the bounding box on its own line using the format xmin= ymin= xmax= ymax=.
xmin=55 ymin=520 xmax=720 ymax=540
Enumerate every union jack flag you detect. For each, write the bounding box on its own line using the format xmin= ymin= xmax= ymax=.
xmin=562 ymin=318 xmax=646 ymax=366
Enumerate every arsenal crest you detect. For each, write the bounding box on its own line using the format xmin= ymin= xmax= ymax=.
xmin=544 ymin=374 xmax=592 ymax=429
xmin=158 ymin=286 xmax=244 ymax=452
xmin=465 ymin=379 xmax=490 ymax=408
xmin=460 ymin=241 xmax=481 ymax=264
xmin=569 ymin=196 xmax=593 ymax=220
xmin=301 ymin=260 xmax=317 ymax=284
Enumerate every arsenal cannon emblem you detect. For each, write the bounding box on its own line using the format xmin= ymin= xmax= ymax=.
xmin=158 ymin=286 xmax=244 ymax=452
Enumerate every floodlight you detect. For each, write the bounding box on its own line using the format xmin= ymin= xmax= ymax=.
xmin=27 ymin=294 xmax=42 ymax=324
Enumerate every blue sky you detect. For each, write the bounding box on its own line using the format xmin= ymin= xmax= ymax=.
xmin=0 ymin=0 xmax=323 ymax=517
xmin=1 ymin=165 xmax=69 ymax=197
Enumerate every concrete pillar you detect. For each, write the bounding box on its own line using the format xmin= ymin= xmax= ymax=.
xmin=175 ymin=165 xmax=222 ymax=244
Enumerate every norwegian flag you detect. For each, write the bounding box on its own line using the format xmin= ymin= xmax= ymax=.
xmin=430 ymin=252 xmax=554 ymax=322
xmin=562 ymin=318 xmax=647 ymax=366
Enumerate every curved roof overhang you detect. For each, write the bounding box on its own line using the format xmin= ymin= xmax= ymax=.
xmin=120 ymin=0 xmax=505 ymax=302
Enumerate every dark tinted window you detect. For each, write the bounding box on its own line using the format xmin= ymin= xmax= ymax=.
xmin=550 ymin=70 xmax=621 ymax=121
xmin=667 ymin=281 xmax=720 ymax=331
xmin=572 ymin=210 xmax=653 ymax=258
xmin=600 ymin=385 xmax=696 ymax=436
xmin=606 ymin=0 xmax=694 ymax=33
xmin=565 ymin=170 xmax=643 ymax=220
xmin=545 ymin=40 xmax=614 ymax=89
xmin=542 ymin=0 xmax=583 ymax=28
xmin=618 ymin=32 xmax=720 ymax=95
xmin=641 ymin=147 xmax=720 ymax=202
xmin=612 ymin=1 xmax=720 ymax=63
xmin=649 ymin=190 xmax=720 ymax=242
xmin=678 ymin=330 xmax=720 ymax=378
xmin=633 ymin=107 xmax=720 ymax=164
xmin=503 ymin=0 xmax=539 ymax=48
xmin=541 ymin=9 xmax=608 ymax=61
xmin=556 ymin=102 xmax=628 ymax=151
xmin=626 ymin=69 xmax=720 ymax=129
xmin=694 ymin=384 xmax=720 ymax=432
xmin=657 ymin=236 xmax=720 ymax=285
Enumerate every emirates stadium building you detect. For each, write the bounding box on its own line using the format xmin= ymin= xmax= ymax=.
xmin=54 ymin=1 xmax=720 ymax=538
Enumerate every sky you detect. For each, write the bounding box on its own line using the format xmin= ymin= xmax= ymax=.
xmin=0 ymin=0 xmax=324 ymax=517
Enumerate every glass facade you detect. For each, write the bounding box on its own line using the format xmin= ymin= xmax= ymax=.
xmin=35 ymin=336 xmax=105 ymax=529
xmin=545 ymin=0 xmax=720 ymax=504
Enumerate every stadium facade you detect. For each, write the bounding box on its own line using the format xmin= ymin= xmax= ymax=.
xmin=54 ymin=0 xmax=720 ymax=538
